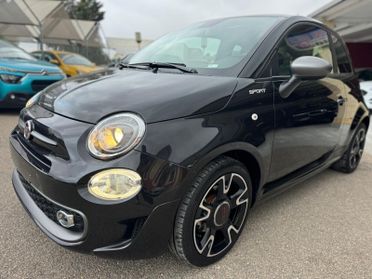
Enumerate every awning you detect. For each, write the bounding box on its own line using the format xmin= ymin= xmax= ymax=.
xmin=310 ymin=0 xmax=372 ymax=42
xmin=0 ymin=0 xmax=105 ymax=48
xmin=42 ymin=20 xmax=103 ymax=47
xmin=0 ymin=0 xmax=62 ymax=26
xmin=84 ymin=23 xmax=105 ymax=47
xmin=42 ymin=19 xmax=83 ymax=41
xmin=0 ymin=0 xmax=38 ymax=25
xmin=0 ymin=23 xmax=39 ymax=38
xmin=0 ymin=0 xmax=64 ymax=40
xmin=24 ymin=0 xmax=62 ymax=22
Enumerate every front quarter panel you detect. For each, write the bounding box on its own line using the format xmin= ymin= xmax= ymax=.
xmin=343 ymin=76 xmax=370 ymax=139
xmin=136 ymin=78 xmax=275 ymax=197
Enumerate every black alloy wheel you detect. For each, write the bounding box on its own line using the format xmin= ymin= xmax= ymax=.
xmin=171 ymin=156 xmax=252 ymax=266
xmin=349 ymin=128 xmax=366 ymax=170
xmin=332 ymin=124 xmax=367 ymax=173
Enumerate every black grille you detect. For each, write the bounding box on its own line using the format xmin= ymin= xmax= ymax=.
xmin=14 ymin=132 xmax=52 ymax=172
xmin=20 ymin=175 xmax=84 ymax=233
xmin=14 ymin=116 xmax=70 ymax=172
xmin=31 ymin=80 xmax=57 ymax=93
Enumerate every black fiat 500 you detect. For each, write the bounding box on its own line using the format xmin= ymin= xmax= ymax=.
xmin=10 ymin=15 xmax=369 ymax=266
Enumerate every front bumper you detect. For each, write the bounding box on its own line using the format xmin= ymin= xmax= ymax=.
xmin=0 ymin=92 xmax=31 ymax=108
xmin=12 ymin=170 xmax=88 ymax=245
xmin=0 ymin=75 xmax=64 ymax=108
xmin=9 ymin=108 xmax=188 ymax=257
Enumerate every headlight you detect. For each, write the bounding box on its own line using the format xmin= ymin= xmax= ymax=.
xmin=87 ymin=113 xmax=146 ymax=160
xmin=88 ymin=169 xmax=142 ymax=201
xmin=25 ymin=91 xmax=42 ymax=108
xmin=0 ymin=74 xmax=22 ymax=84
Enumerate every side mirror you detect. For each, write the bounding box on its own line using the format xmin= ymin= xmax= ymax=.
xmin=49 ymin=59 xmax=60 ymax=65
xmin=279 ymin=56 xmax=332 ymax=99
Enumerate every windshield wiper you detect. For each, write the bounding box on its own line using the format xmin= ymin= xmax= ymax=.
xmin=118 ymin=62 xmax=149 ymax=70
xmin=125 ymin=62 xmax=198 ymax=74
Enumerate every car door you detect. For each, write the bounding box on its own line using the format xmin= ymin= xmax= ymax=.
xmin=268 ymin=23 xmax=346 ymax=181
xmin=330 ymin=33 xmax=358 ymax=149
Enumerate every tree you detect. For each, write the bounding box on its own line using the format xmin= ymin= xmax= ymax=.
xmin=66 ymin=0 xmax=105 ymax=22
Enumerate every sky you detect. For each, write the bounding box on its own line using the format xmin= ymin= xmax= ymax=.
xmin=100 ymin=0 xmax=333 ymax=40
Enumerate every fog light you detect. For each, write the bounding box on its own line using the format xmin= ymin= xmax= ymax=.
xmin=88 ymin=169 xmax=142 ymax=201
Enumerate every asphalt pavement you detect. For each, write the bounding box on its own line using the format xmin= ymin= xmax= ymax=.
xmin=0 ymin=111 xmax=371 ymax=279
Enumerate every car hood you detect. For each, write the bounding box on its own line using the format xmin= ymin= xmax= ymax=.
xmin=68 ymin=64 xmax=101 ymax=74
xmin=0 ymin=58 xmax=61 ymax=73
xmin=37 ymin=69 xmax=238 ymax=124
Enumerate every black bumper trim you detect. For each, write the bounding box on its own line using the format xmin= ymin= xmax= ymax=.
xmin=0 ymin=93 xmax=30 ymax=108
xmin=93 ymin=200 xmax=179 ymax=257
xmin=12 ymin=170 xmax=88 ymax=246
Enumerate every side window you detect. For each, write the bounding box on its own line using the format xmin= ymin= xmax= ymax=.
xmin=45 ymin=53 xmax=55 ymax=62
xmin=43 ymin=54 xmax=50 ymax=62
xmin=36 ymin=53 xmax=51 ymax=62
xmin=331 ymin=34 xmax=352 ymax=73
xmin=32 ymin=53 xmax=41 ymax=59
xmin=275 ymin=25 xmax=333 ymax=76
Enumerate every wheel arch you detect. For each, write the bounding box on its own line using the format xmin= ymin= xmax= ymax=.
xmin=222 ymin=150 xmax=261 ymax=206
xmin=184 ymin=142 xmax=266 ymax=207
xmin=351 ymin=107 xmax=369 ymax=130
xmin=362 ymin=115 xmax=370 ymax=130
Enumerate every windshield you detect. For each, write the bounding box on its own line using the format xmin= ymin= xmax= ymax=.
xmin=0 ymin=40 xmax=36 ymax=61
xmin=129 ymin=16 xmax=282 ymax=76
xmin=60 ymin=53 xmax=94 ymax=66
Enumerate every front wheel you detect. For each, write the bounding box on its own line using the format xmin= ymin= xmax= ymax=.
xmin=332 ymin=124 xmax=367 ymax=173
xmin=171 ymin=156 xmax=252 ymax=266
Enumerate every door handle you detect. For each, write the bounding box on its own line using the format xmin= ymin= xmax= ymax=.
xmin=308 ymin=109 xmax=328 ymax=117
xmin=337 ymin=96 xmax=345 ymax=106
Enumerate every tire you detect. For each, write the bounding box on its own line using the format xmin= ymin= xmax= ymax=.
xmin=171 ymin=156 xmax=252 ymax=266
xmin=332 ymin=124 xmax=367 ymax=173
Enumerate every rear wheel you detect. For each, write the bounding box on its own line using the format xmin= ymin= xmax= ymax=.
xmin=171 ymin=156 xmax=252 ymax=266
xmin=332 ymin=124 xmax=367 ymax=173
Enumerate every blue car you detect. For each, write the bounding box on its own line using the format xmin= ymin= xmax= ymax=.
xmin=0 ymin=40 xmax=65 ymax=108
